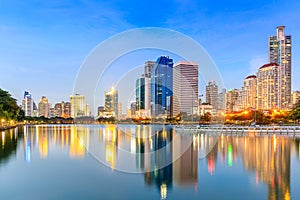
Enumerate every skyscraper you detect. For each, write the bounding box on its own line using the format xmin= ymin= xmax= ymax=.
xmin=205 ymin=80 xmax=218 ymax=114
xmin=172 ymin=61 xmax=198 ymax=117
xmin=243 ymin=75 xmax=257 ymax=109
xmin=22 ymin=91 xmax=34 ymax=117
xmin=38 ymin=96 xmax=50 ymax=118
xmin=144 ymin=61 xmax=155 ymax=116
xmin=104 ymin=87 xmax=118 ymax=117
xmin=136 ymin=75 xmax=145 ymax=111
xmin=70 ymin=94 xmax=87 ymax=118
xmin=151 ymin=56 xmax=173 ymax=117
xmin=256 ymin=63 xmax=279 ymax=110
xmin=225 ymin=89 xmax=241 ymax=113
xmin=269 ymin=26 xmax=292 ymax=108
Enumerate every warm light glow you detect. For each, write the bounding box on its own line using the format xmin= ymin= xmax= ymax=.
xmin=228 ymin=144 xmax=233 ymax=167
xmin=2 ymin=131 xmax=5 ymax=148
xmin=160 ymin=183 xmax=167 ymax=200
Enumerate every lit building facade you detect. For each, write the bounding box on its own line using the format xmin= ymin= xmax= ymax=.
xmin=104 ymin=87 xmax=118 ymax=117
xmin=269 ymin=26 xmax=292 ymax=108
xmin=292 ymin=91 xmax=300 ymax=105
xmin=70 ymin=94 xmax=87 ymax=118
xmin=22 ymin=91 xmax=34 ymax=117
xmin=243 ymin=75 xmax=257 ymax=109
xmin=172 ymin=61 xmax=198 ymax=117
xmin=151 ymin=56 xmax=173 ymax=117
xmin=225 ymin=89 xmax=240 ymax=113
xmin=38 ymin=96 xmax=50 ymax=118
xmin=256 ymin=63 xmax=279 ymax=110
xmin=205 ymin=80 xmax=218 ymax=114
xmin=144 ymin=61 xmax=155 ymax=116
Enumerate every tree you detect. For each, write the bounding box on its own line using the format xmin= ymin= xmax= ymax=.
xmin=0 ymin=88 xmax=20 ymax=120
xmin=200 ymin=112 xmax=212 ymax=124
xmin=290 ymin=101 xmax=300 ymax=123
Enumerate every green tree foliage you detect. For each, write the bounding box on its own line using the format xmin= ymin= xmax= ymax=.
xmin=290 ymin=101 xmax=300 ymax=123
xmin=0 ymin=88 xmax=20 ymax=120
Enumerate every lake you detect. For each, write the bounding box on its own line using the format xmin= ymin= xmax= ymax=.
xmin=0 ymin=124 xmax=299 ymax=200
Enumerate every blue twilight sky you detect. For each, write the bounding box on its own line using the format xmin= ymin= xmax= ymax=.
xmin=0 ymin=0 xmax=300 ymax=114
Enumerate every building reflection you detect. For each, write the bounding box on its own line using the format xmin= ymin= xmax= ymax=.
xmin=218 ymin=134 xmax=291 ymax=200
xmin=0 ymin=128 xmax=18 ymax=164
xmin=21 ymin=125 xmax=86 ymax=161
xmin=130 ymin=125 xmax=198 ymax=199
xmin=1 ymin=125 xmax=298 ymax=200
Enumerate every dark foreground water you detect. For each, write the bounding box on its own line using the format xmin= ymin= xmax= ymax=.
xmin=0 ymin=125 xmax=300 ymax=200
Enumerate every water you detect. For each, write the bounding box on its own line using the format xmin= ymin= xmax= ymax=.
xmin=0 ymin=125 xmax=300 ymax=200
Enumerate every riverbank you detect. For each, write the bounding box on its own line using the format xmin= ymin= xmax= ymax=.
xmin=0 ymin=125 xmax=18 ymax=131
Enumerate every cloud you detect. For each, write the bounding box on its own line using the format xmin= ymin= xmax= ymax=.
xmin=249 ymin=55 xmax=267 ymax=74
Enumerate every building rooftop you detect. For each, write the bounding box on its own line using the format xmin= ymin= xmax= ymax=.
xmin=245 ymin=75 xmax=257 ymax=79
xmin=259 ymin=63 xmax=279 ymax=70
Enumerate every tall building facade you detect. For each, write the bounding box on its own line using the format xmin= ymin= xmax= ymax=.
xmin=104 ymin=87 xmax=118 ymax=117
xmin=243 ymin=75 xmax=257 ymax=109
xmin=144 ymin=61 xmax=155 ymax=116
xmin=70 ymin=94 xmax=87 ymax=118
xmin=205 ymin=80 xmax=218 ymax=114
xmin=136 ymin=76 xmax=145 ymax=111
xmin=225 ymin=89 xmax=240 ymax=113
xmin=22 ymin=91 xmax=34 ymax=117
xmin=172 ymin=61 xmax=198 ymax=117
xmin=292 ymin=91 xmax=300 ymax=105
xmin=269 ymin=26 xmax=292 ymax=108
xmin=256 ymin=63 xmax=279 ymax=110
xmin=38 ymin=96 xmax=50 ymax=118
xmin=151 ymin=56 xmax=173 ymax=117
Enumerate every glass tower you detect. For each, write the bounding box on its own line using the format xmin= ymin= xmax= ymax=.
xmin=151 ymin=56 xmax=173 ymax=117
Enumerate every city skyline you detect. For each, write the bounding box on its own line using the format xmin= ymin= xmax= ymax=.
xmin=1 ymin=0 xmax=300 ymax=108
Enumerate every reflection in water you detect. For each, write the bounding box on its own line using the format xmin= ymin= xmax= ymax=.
xmin=0 ymin=129 xmax=18 ymax=164
xmin=21 ymin=125 xmax=86 ymax=162
xmin=1 ymin=125 xmax=300 ymax=200
xmin=218 ymin=135 xmax=293 ymax=200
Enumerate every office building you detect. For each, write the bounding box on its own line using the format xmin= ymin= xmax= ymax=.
xmin=225 ymin=89 xmax=241 ymax=113
xmin=151 ymin=56 xmax=174 ymax=117
xmin=172 ymin=61 xmax=198 ymax=117
xmin=292 ymin=91 xmax=300 ymax=105
xmin=256 ymin=63 xmax=279 ymax=110
xmin=205 ymin=80 xmax=218 ymax=114
xmin=22 ymin=91 xmax=34 ymax=117
xmin=136 ymin=75 xmax=145 ymax=111
xmin=38 ymin=96 xmax=50 ymax=118
xmin=70 ymin=94 xmax=87 ymax=118
xmin=269 ymin=26 xmax=292 ymax=108
xmin=243 ymin=75 xmax=257 ymax=109
xmin=104 ymin=87 xmax=118 ymax=117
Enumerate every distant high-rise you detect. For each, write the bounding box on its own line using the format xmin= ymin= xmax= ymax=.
xmin=172 ymin=61 xmax=198 ymax=117
xmin=151 ymin=56 xmax=173 ymax=117
xmin=243 ymin=75 xmax=257 ymax=109
xmin=225 ymin=89 xmax=241 ymax=113
xmin=257 ymin=63 xmax=279 ymax=110
xmin=144 ymin=61 xmax=155 ymax=116
xmin=292 ymin=91 xmax=300 ymax=105
xmin=70 ymin=94 xmax=87 ymax=118
xmin=217 ymin=88 xmax=226 ymax=113
xmin=38 ymin=96 xmax=50 ymax=118
xmin=269 ymin=26 xmax=292 ymax=108
xmin=205 ymin=80 xmax=218 ymax=114
xmin=136 ymin=75 xmax=145 ymax=111
xmin=22 ymin=91 xmax=34 ymax=117
xmin=104 ymin=87 xmax=118 ymax=117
